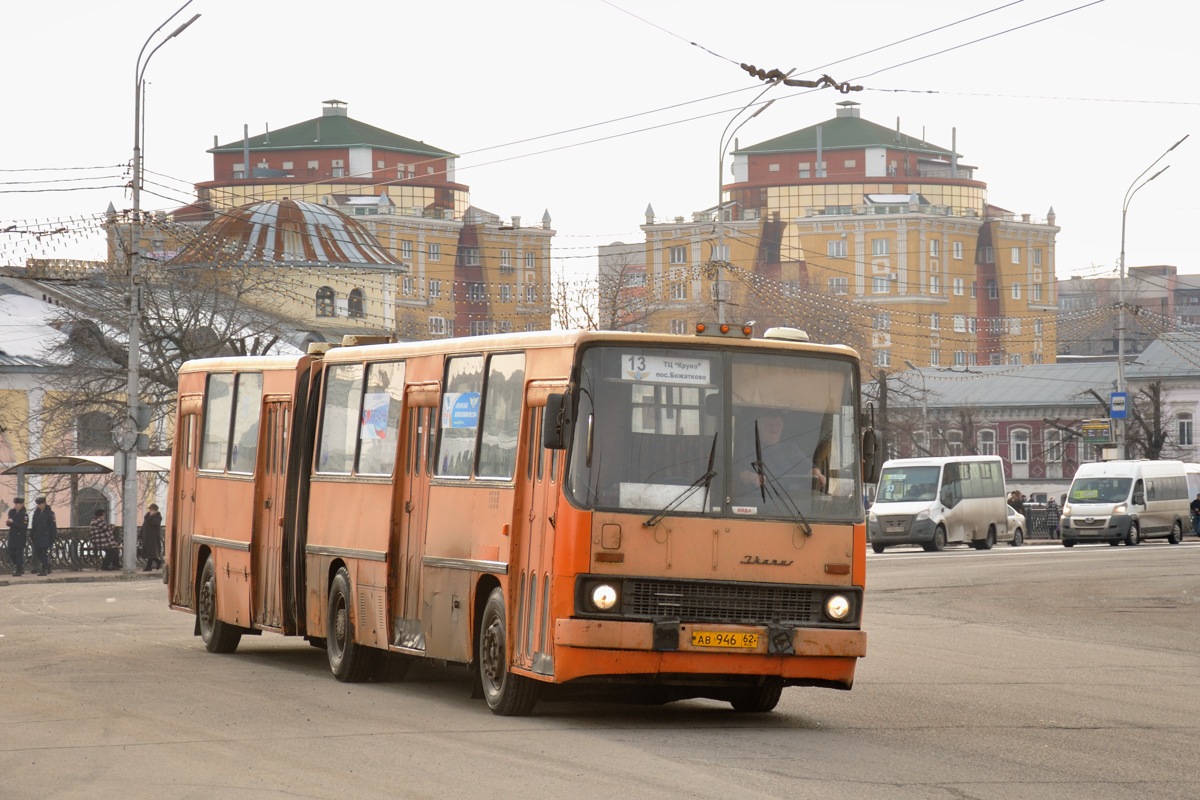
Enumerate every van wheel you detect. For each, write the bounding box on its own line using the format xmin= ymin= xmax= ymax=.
xmin=871 ymin=543 xmax=886 ymax=554
xmin=1063 ymin=540 xmax=1075 ymax=547
xmin=1011 ymin=527 xmax=1024 ymax=547
xmin=1167 ymin=521 xmax=1182 ymax=544
xmin=1125 ymin=522 xmax=1140 ymax=546
xmin=978 ymin=528 xmax=995 ymax=550
xmin=923 ymin=525 xmax=947 ymax=552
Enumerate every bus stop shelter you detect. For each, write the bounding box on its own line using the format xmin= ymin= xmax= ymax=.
xmin=3 ymin=455 xmax=170 ymax=505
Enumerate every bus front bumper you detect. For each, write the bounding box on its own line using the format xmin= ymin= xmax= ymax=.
xmin=556 ymin=618 xmax=865 ymax=657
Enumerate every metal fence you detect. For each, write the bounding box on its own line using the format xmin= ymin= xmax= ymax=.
xmin=1023 ymin=505 xmax=1061 ymax=539
xmin=1 ymin=527 xmax=164 ymax=572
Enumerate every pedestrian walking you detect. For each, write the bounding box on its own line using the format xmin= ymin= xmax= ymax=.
xmin=30 ymin=496 xmax=57 ymax=576
xmin=89 ymin=508 xmax=121 ymax=571
xmin=141 ymin=503 xmax=163 ymax=571
xmin=6 ymin=497 xmax=28 ymax=576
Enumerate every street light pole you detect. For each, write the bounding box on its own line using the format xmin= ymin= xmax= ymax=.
xmin=1115 ymin=134 xmax=1188 ymax=460
xmin=714 ymin=71 xmax=792 ymax=324
xmin=904 ymin=359 xmax=928 ymax=454
xmin=122 ymin=1 xmax=200 ymax=573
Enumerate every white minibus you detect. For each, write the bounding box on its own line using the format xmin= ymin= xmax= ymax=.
xmin=868 ymin=455 xmax=1013 ymax=552
xmin=1060 ymin=460 xmax=1189 ymax=546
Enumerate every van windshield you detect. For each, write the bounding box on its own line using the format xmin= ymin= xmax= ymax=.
xmin=876 ymin=466 xmax=941 ymax=504
xmin=1069 ymin=478 xmax=1132 ymax=503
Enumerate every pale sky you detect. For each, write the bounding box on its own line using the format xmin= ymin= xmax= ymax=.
xmin=0 ymin=0 xmax=1194 ymax=281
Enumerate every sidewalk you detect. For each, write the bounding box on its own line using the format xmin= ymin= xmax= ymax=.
xmin=0 ymin=567 xmax=164 ymax=588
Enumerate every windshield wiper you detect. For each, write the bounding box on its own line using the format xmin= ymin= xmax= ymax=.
xmin=752 ymin=421 xmax=813 ymax=536
xmin=643 ymin=433 xmax=718 ymax=527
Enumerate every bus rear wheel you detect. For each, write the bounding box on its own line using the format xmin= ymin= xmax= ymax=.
xmin=478 ymin=588 xmax=539 ymax=716
xmin=198 ymin=556 xmax=241 ymax=654
xmin=327 ymin=567 xmax=380 ymax=682
xmin=730 ymin=684 xmax=783 ymax=713
xmin=1168 ymin=521 xmax=1182 ymax=544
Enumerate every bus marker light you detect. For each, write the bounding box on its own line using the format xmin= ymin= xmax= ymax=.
xmin=501 ymin=523 xmax=510 ymax=537
xmin=824 ymin=563 xmax=850 ymax=575
xmin=594 ymin=552 xmax=623 ymax=563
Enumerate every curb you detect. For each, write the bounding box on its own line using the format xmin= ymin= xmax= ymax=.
xmin=0 ymin=570 xmax=164 ymax=589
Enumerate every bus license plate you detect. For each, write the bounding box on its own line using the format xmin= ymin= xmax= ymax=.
xmin=691 ymin=631 xmax=759 ymax=649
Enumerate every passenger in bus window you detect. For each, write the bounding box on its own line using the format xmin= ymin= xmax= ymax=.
xmin=737 ymin=411 xmax=826 ymax=495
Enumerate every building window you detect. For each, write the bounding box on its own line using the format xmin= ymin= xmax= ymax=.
xmin=953 ymin=350 xmax=966 ymax=366
xmin=873 ymin=313 xmax=891 ymax=331
xmin=400 ymin=240 xmax=413 ymax=260
xmin=953 ymin=314 xmax=966 ymax=333
xmin=1032 ymin=283 xmax=1042 ymax=302
xmin=428 ymin=243 xmax=441 ymax=260
xmin=1011 ymin=247 xmax=1021 ymax=264
xmin=348 ymin=288 xmax=365 ymax=318
xmin=930 ymin=312 xmax=940 ymax=330
xmin=967 ymin=317 xmax=977 ymax=334
xmin=710 ymin=244 xmax=729 ymax=262
xmin=988 ymin=280 xmax=998 ymax=299
xmin=871 ymin=238 xmax=889 ymax=257
xmin=971 ymin=281 xmax=977 ymax=299
xmin=953 ymin=278 xmax=964 ymax=296
xmin=930 ymin=239 xmax=940 ymax=257
xmin=500 ymin=249 xmax=512 ymax=273
xmin=331 ymin=159 xmax=345 ymax=178
xmin=768 ymin=163 xmax=781 ymax=172
xmin=1034 ymin=319 xmax=1043 ymax=336
xmin=953 ymin=241 xmax=963 ymax=260
xmin=1012 ymin=429 xmax=1029 ymax=463
xmin=1179 ymin=413 xmax=1194 ymax=446
xmin=525 ymin=285 xmax=537 ymax=303
xmin=978 ymin=430 xmax=996 ymax=456
xmin=462 ymin=246 xmax=481 ymax=266
xmin=930 ymin=349 xmax=940 ymax=367
xmin=402 ymin=276 xmax=415 ymax=296
xmin=670 ymin=283 xmax=686 ymax=300
xmin=78 ymin=410 xmax=113 ymax=452
xmin=983 ymin=246 xmax=994 ymax=262
xmin=525 ymin=252 xmax=536 ymax=270
xmin=929 ymin=274 xmax=941 ymax=294
xmin=829 ymin=277 xmax=848 ymax=295
xmin=873 ymin=350 xmax=890 ymax=367
xmin=827 ymin=240 xmax=847 ymax=258
xmin=470 ymin=320 xmax=490 ymax=336
xmin=316 ymin=286 xmax=336 ymax=317
xmin=429 ymin=317 xmax=446 ymax=336
xmin=670 ymin=319 xmax=687 ymax=335
xmin=429 ymin=279 xmax=442 ymax=298
xmin=468 ymin=282 xmax=485 ymax=302
xmin=670 ymin=245 xmax=687 ymax=264
xmin=500 ymin=285 xmax=512 ymax=303
xmin=1012 ymin=282 xmax=1022 ymax=300
xmin=1033 ymin=249 xmax=1043 ymax=267
xmin=872 ymin=276 xmax=890 ymax=294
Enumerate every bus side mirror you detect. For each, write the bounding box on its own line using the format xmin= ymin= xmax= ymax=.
xmin=861 ymin=428 xmax=882 ymax=484
xmin=1132 ymin=490 xmax=1145 ymax=506
xmin=543 ymin=393 xmax=573 ymax=450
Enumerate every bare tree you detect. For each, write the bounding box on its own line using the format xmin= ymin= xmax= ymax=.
xmin=551 ymin=266 xmax=600 ymax=331
xmin=37 ymin=261 xmax=294 ymax=455
xmin=596 ymin=247 xmax=651 ymax=331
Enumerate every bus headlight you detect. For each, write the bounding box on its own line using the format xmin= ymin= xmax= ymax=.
xmin=590 ymin=583 xmax=619 ymax=611
xmin=825 ymin=594 xmax=851 ymax=621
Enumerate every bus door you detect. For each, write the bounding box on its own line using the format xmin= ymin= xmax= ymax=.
xmin=252 ymin=398 xmax=290 ymax=630
xmin=391 ymin=385 xmax=439 ymax=649
xmin=514 ymin=396 xmax=560 ymax=676
xmin=170 ymin=397 xmax=202 ymax=608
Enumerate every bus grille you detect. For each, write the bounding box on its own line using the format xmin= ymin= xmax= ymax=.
xmin=624 ymin=580 xmax=822 ymax=625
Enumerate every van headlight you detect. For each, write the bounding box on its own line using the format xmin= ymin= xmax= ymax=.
xmin=1113 ymin=504 xmax=1126 ymax=515
xmin=868 ymin=510 xmax=877 ymax=522
xmin=825 ymin=594 xmax=851 ymax=621
xmin=915 ymin=510 xmax=930 ymax=521
xmin=590 ymin=583 xmax=619 ymax=611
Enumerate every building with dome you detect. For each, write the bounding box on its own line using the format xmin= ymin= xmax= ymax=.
xmin=108 ymin=100 xmax=553 ymax=341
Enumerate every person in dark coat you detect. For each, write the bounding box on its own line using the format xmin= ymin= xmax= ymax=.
xmin=6 ymin=497 xmax=28 ymax=576
xmin=141 ymin=503 xmax=163 ymax=571
xmin=30 ymin=496 xmax=58 ymax=576
xmin=90 ymin=508 xmax=121 ymax=571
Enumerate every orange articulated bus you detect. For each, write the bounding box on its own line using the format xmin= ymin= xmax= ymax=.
xmin=166 ymin=327 xmax=881 ymax=715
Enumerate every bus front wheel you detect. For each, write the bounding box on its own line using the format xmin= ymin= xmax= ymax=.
xmin=198 ymin=556 xmax=242 ymax=654
xmin=478 ymin=588 xmax=539 ymax=716
xmin=1125 ymin=522 xmax=1140 ymax=546
xmin=327 ymin=567 xmax=380 ymax=682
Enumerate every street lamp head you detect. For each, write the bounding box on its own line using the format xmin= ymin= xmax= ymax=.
xmin=168 ymin=13 xmax=201 ymax=39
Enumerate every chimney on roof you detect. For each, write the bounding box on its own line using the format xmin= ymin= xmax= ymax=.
xmin=322 ymin=99 xmax=348 ymax=117
xmin=835 ymin=100 xmax=860 ymax=118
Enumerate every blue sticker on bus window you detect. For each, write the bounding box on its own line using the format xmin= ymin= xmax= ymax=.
xmin=361 ymin=393 xmax=391 ymax=440
xmin=443 ymin=391 xmax=481 ymax=428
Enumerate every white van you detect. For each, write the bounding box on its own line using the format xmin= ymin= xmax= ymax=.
xmin=868 ymin=456 xmax=1014 ymax=552
xmin=1060 ymin=460 xmax=1189 ymax=547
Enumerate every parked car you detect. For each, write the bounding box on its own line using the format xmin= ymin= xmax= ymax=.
xmin=1006 ymin=504 xmax=1025 ymax=546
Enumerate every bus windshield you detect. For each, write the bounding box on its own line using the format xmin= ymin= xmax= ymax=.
xmin=876 ymin=466 xmax=941 ymax=504
xmin=565 ymin=344 xmax=862 ymax=521
xmin=1069 ymin=478 xmax=1132 ymax=503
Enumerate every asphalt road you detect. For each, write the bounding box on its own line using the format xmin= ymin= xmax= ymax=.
xmin=1 ymin=541 xmax=1197 ymax=800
